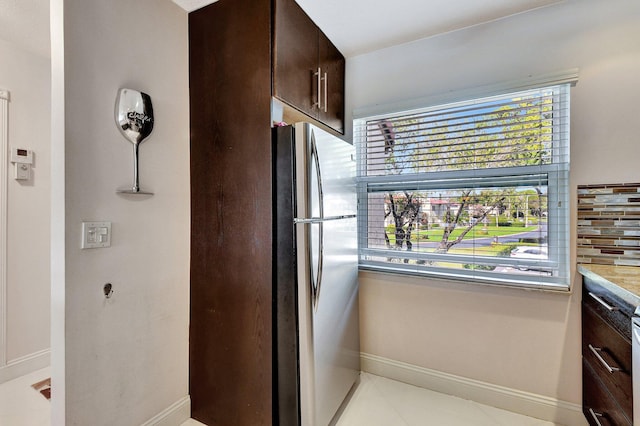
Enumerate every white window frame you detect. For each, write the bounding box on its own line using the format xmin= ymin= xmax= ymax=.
xmin=355 ymin=81 xmax=573 ymax=291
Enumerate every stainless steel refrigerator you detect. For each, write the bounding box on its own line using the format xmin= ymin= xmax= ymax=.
xmin=273 ymin=122 xmax=360 ymax=426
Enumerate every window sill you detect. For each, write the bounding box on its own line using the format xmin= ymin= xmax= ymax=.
xmin=358 ymin=266 xmax=573 ymax=294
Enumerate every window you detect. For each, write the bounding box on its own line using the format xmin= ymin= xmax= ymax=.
xmin=355 ymin=85 xmax=570 ymax=290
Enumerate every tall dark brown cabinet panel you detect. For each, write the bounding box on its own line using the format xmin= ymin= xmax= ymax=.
xmin=189 ymin=0 xmax=273 ymax=424
xmin=190 ymin=0 xmax=346 ymax=424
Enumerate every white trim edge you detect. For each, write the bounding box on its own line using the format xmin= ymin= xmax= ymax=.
xmin=360 ymin=353 xmax=586 ymax=426
xmin=140 ymin=395 xmax=191 ymax=426
xmin=0 ymin=349 xmax=50 ymax=384
xmin=0 ymin=90 xmax=8 ymax=367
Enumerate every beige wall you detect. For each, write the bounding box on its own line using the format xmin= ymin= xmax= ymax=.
xmin=348 ymin=0 xmax=640 ymax=406
xmin=61 ymin=0 xmax=190 ymax=424
xmin=0 ymin=38 xmax=51 ymax=366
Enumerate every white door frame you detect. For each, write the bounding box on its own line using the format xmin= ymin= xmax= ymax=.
xmin=0 ymin=89 xmax=9 ymax=367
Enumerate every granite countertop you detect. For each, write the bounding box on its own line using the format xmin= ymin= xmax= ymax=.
xmin=578 ymin=263 xmax=640 ymax=309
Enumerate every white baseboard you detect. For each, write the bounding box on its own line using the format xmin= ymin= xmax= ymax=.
xmin=361 ymin=353 xmax=587 ymax=426
xmin=0 ymin=348 xmax=50 ymax=384
xmin=141 ymin=395 xmax=191 ymax=426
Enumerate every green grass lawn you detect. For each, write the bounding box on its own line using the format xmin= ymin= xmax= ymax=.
xmin=386 ymin=225 xmax=539 ymax=244
xmin=381 ymin=224 xmax=546 ymax=271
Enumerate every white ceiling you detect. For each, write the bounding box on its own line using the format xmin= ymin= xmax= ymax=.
xmin=0 ymin=0 xmax=564 ymax=59
xmin=174 ymin=0 xmax=565 ymax=57
xmin=295 ymin=0 xmax=563 ymax=56
xmin=172 ymin=0 xmax=219 ymax=13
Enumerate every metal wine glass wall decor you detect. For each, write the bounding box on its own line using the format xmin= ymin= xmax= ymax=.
xmin=115 ymin=88 xmax=154 ymax=195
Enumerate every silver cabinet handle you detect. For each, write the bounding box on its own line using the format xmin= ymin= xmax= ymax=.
xmin=323 ymin=71 xmax=328 ymax=113
xmin=588 ymin=344 xmax=621 ymax=373
xmin=588 ymin=292 xmax=618 ymax=311
xmin=588 ymin=408 xmax=604 ymax=426
xmin=314 ymin=69 xmax=328 ymax=112
xmin=315 ymin=67 xmax=322 ymax=110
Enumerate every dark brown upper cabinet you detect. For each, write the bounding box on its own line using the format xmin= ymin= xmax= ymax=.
xmin=273 ymin=0 xmax=345 ymax=134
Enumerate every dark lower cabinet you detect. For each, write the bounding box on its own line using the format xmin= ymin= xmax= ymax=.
xmin=582 ymin=277 xmax=633 ymax=426
xmin=583 ymin=360 xmax=630 ymax=425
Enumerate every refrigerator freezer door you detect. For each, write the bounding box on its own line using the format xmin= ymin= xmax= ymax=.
xmin=297 ymin=217 xmax=359 ymax=426
xmin=295 ymin=123 xmax=360 ymax=426
xmin=316 ymin=217 xmax=359 ymax=426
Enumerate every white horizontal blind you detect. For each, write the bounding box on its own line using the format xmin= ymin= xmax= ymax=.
xmin=355 ymin=85 xmax=570 ymax=289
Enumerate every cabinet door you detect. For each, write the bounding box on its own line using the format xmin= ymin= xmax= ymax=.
xmin=583 ymin=359 xmax=632 ymax=425
xmin=318 ymin=31 xmax=345 ymax=134
xmin=582 ymin=303 xmax=633 ymax=419
xmin=273 ymin=0 xmax=319 ymax=117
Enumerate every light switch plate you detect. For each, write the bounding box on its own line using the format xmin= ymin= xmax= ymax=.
xmin=81 ymin=221 xmax=111 ymax=249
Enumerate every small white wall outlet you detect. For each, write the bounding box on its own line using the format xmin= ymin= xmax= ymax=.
xmin=81 ymin=221 xmax=111 ymax=249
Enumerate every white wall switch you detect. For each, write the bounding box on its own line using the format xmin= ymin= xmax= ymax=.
xmin=81 ymin=221 xmax=111 ymax=249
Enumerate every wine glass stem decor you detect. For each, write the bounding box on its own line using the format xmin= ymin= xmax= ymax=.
xmin=115 ymin=88 xmax=154 ymax=195
xmin=132 ymin=143 xmax=140 ymax=193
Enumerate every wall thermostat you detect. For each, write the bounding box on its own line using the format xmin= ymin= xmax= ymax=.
xmin=10 ymin=148 xmax=33 ymax=181
xmin=11 ymin=148 xmax=33 ymax=164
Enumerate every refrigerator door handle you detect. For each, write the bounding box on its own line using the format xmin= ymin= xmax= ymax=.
xmin=310 ymin=132 xmax=324 ymax=220
xmin=311 ymin=222 xmax=324 ymax=312
xmin=294 ymin=214 xmax=356 ymax=224
xmin=310 ymin=134 xmax=324 ymax=312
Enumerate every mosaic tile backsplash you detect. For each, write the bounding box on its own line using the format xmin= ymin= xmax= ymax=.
xmin=577 ymin=183 xmax=640 ymax=267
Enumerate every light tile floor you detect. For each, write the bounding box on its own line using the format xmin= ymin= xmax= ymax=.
xmin=181 ymin=419 xmax=206 ymax=425
xmin=2 ymin=369 xmax=557 ymax=426
xmin=182 ymin=373 xmax=558 ymax=426
xmin=0 ymin=367 xmax=51 ymax=426
xmin=335 ymin=373 xmax=558 ymax=426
